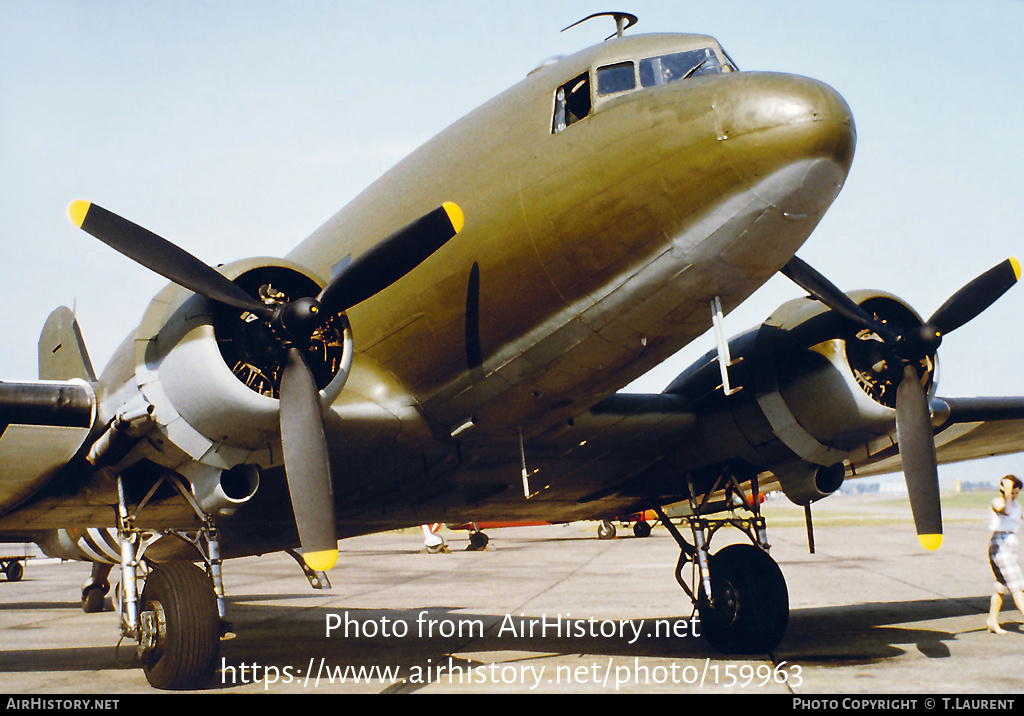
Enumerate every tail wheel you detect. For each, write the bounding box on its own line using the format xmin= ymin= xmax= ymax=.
xmin=82 ymin=583 xmax=108 ymax=613
xmin=698 ymin=543 xmax=788 ymax=653
xmin=140 ymin=562 xmax=219 ymax=690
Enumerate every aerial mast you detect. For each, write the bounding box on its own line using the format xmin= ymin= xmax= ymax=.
xmin=562 ymin=11 xmax=639 ymax=40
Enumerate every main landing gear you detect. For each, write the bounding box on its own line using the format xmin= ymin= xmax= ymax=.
xmin=653 ymin=472 xmax=788 ymax=654
xmin=113 ymin=474 xmax=225 ymax=690
xmin=105 ymin=472 xmax=332 ymax=689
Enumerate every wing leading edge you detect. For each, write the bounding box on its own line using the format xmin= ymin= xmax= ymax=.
xmin=850 ymin=396 xmax=1024 ymax=478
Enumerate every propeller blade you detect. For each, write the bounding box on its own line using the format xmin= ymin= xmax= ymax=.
xmin=781 ymin=256 xmax=900 ymax=342
xmin=318 ymin=202 xmax=464 ymax=314
xmin=279 ymin=347 xmax=337 ymax=571
xmin=894 ymin=364 xmax=942 ymax=550
xmin=68 ymin=200 xmax=268 ymax=316
xmin=927 ymin=257 xmax=1021 ymax=335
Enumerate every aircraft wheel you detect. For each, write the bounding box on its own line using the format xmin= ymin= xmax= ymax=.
xmin=697 ymin=544 xmax=788 ymax=653
xmin=82 ymin=569 xmax=111 ymax=613
xmin=597 ymin=521 xmax=616 ymax=540
xmin=633 ymin=521 xmax=652 ymax=538
xmin=139 ymin=562 xmax=219 ymax=690
xmin=83 ymin=585 xmax=107 ymax=613
xmin=5 ymin=560 xmax=24 ymax=582
xmin=467 ymin=531 xmax=489 ymax=551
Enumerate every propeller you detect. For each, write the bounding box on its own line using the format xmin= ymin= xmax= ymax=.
xmin=69 ymin=199 xmax=464 ymax=570
xmin=782 ymin=255 xmax=1021 ymax=549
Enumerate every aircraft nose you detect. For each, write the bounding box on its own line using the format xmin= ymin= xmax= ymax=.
xmin=713 ymin=72 xmax=856 ymax=172
xmin=705 ymin=72 xmax=856 ymax=224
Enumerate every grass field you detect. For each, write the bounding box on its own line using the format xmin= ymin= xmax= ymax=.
xmin=757 ymin=490 xmax=997 ymax=528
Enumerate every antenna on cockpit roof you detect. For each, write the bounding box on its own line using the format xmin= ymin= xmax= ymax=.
xmin=562 ymin=12 xmax=638 ymax=40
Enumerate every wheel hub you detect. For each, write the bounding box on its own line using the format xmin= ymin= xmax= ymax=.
xmin=138 ymin=600 xmax=167 ymax=662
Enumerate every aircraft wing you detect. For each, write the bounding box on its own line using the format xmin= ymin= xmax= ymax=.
xmin=524 ymin=393 xmax=699 ymax=515
xmin=348 ymin=392 xmax=700 ymax=530
xmin=558 ymin=393 xmax=697 ymax=452
xmin=849 ymin=396 xmax=1024 ymax=478
xmin=539 ymin=394 xmax=1024 ymax=505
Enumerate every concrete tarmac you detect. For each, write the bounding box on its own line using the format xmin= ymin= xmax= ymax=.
xmin=1 ymin=493 xmax=1021 ymax=694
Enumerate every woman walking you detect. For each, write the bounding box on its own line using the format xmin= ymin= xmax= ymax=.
xmin=986 ymin=475 xmax=1024 ymax=634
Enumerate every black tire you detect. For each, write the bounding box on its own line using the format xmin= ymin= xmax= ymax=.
xmin=698 ymin=543 xmax=788 ymax=653
xmin=467 ymin=531 xmax=489 ymax=551
xmin=83 ymin=586 xmax=106 ymax=613
xmin=82 ymin=574 xmax=110 ymax=613
xmin=5 ymin=561 xmax=24 ymax=582
xmin=633 ymin=521 xmax=652 ymax=538
xmin=140 ymin=562 xmax=219 ymax=690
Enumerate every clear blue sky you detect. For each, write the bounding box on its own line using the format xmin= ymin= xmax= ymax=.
xmin=3 ymin=1 xmax=1023 ymax=484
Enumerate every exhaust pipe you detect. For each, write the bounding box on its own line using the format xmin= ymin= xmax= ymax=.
xmin=779 ymin=462 xmax=845 ymax=506
xmin=193 ymin=464 xmax=261 ymax=516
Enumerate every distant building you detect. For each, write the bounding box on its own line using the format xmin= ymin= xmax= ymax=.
xmin=955 ymin=480 xmax=998 ymax=493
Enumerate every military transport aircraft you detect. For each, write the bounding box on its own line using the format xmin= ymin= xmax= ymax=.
xmin=3 ymin=12 xmax=1024 ymax=689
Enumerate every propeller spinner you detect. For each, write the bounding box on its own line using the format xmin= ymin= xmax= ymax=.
xmin=782 ymin=255 xmax=1021 ymax=549
xmin=69 ymin=199 xmax=464 ymax=570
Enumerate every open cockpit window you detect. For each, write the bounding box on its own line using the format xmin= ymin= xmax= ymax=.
xmin=552 ymin=72 xmax=591 ymax=133
xmin=639 ymin=48 xmax=722 ymax=87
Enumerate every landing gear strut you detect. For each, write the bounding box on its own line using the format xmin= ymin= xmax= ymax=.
xmin=653 ymin=472 xmax=789 ymax=653
xmin=114 ymin=474 xmax=225 ymax=690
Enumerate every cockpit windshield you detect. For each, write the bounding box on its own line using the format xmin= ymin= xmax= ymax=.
xmin=639 ymin=48 xmax=721 ymax=87
xmin=554 ymin=45 xmax=736 ymax=133
xmin=594 ymin=47 xmax=728 ymax=99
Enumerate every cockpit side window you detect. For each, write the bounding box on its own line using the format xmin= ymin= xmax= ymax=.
xmin=553 ymin=72 xmax=591 ymax=133
xmin=639 ymin=48 xmax=722 ymax=87
xmin=597 ymin=61 xmax=636 ymax=97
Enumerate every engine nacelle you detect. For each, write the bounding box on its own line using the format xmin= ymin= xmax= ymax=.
xmin=665 ymin=290 xmax=934 ymax=501
xmin=99 ymin=257 xmax=353 ymax=473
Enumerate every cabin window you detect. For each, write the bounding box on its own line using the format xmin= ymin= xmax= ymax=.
xmin=552 ymin=72 xmax=591 ymax=133
xmin=597 ymin=61 xmax=636 ymax=96
xmin=639 ymin=48 xmax=722 ymax=87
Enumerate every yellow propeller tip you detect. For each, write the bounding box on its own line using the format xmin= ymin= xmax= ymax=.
xmin=303 ymin=548 xmax=338 ymax=571
xmin=1009 ymin=257 xmax=1021 ymax=282
xmin=442 ymin=201 xmax=464 ymax=234
xmin=68 ymin=200 xmax=91 ymax=228
xmin=918 ymin=534 xmax=942 ymax=551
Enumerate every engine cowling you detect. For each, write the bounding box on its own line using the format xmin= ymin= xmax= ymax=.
xmin=100 ymin=257 xmax=353 ymax=473
xmin=665 ymin=290 xmax=934 ymax=502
